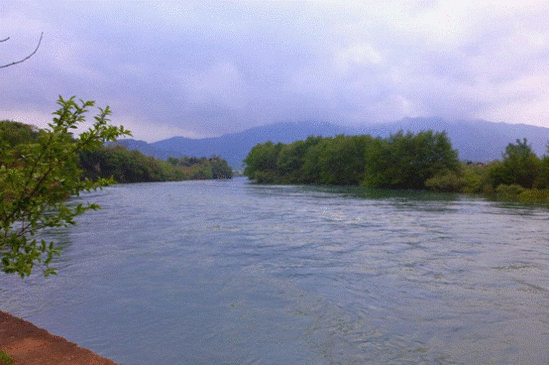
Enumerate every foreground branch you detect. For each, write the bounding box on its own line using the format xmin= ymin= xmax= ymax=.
xmin=0 ymin=32 xmax=43 ymax=69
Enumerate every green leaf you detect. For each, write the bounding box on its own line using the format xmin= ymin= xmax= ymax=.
xmin=0 ymin=96 xmax=131 ymax=278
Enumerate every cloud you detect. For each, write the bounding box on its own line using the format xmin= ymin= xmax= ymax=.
xmin=1 ymin=1 xmax=548 ymax=141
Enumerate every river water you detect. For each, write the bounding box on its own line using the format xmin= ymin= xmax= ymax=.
xmin=1 ymin=177 xmax=549 ymax=364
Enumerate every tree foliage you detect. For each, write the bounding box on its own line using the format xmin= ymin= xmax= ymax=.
xmin=0 ymin=120 xmax=40 ymax=146
xmin=243 ymin=131 xmax=549 ymax=207
xmin=0 ymin=96 xmax=131 ymax=277
xmin=488 ymin=138 xmax=540 ymax=189
xmin=243 ymin=141 xmax=283 ymax=183
xmin=364 ymin=131 xmax=460 ymax=189
xmin=244 ymin=130 xmax=460 ymax=189
xmin=80 ymin=147 xmax=233 ymax=183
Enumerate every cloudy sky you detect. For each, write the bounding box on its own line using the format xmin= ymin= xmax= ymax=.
xmin=1 ymin=1 xmax=548 ymax=142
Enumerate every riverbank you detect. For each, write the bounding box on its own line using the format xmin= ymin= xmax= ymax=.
xmin=0 ymin=310 xmax=118 ymax=365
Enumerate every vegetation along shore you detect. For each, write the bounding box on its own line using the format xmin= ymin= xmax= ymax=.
xmin=0 ymin=97 xmax=232 ymax=279
xmin=244 ymin=131 xmax=549 ymax=206
xmin=1 ymin=119 xmax=233 ymax=185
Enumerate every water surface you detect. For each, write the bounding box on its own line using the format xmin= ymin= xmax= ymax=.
xmin=1 ymin=178 xmax=549 ymax=364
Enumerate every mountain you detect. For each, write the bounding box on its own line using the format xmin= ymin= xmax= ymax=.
xmin=115 ymin=118 xmax=549 ymax=168
xmin=110 ymin=139 xmax=180 ymax=160
xmin=357 ymin=118 xmax=549 ymax=162
xmin=148 ymin=121 xmax=352 ymax=168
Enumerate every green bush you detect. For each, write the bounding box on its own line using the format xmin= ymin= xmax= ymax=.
xmin=425 ymin=170 xmax=464 ymax=192
xmin=1 ymin=97 xmax=131 ymax=277
xmin=533 ymin=157 xmax=549 ymax=189
xmin=253 ymin=169 xmax=282 ymax=184
xmin=495 ymin=184 xmax=525 ymax=201
xmin=461 ymin=163 xmax=493 ymax=194
xmin=489 ymin=139 xmax=540 ymax=189
xmin=363 ymin=130 xmax=460 ymax=189
xmin=517 ymin=189 xmax=549 ymax=206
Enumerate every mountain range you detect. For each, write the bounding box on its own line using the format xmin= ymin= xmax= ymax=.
xmin=114 ymin=118 xmax=549 ymax=169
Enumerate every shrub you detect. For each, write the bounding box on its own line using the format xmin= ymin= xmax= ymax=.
xmin=495 ymin=184 xmax=525 ymax=201
xmin=489 ymin=139 xmax=540 ymax=189
xmin=517 ymin=189 xmax=549 ymax=206
xmin=425 ymin=171 xmax=464 ymax=192
xmin=461 ymin=163 xmax=493 ymax=194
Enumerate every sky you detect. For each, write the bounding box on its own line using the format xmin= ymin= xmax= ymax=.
xmin=1 ymin=1 xmax=548 ymax=142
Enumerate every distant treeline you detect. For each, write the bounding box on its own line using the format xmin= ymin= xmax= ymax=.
xmin=1 ymin=120 xmax=233 ymax=184
xmin=80 ymin=145 xmax=233 ymax=183
xmin=244 ymin=131 xmax=549 ymax=206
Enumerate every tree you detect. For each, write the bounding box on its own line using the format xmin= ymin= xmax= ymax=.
xmin=489 ymin=138 xmax=540 ymax=189
xmin=1 ymin=32 xmax=43 ymax=69
xmin=299 ymin=137 xmax=328 ymax=184
xmin=209 ymin=156 xmax=233 ymax=179
xmin=243 ymin=141 xmax=283 ymax=183
xmin=275 ymin=137 xmax=322 ymax=183
xmin=316 ymin=135 xmax=372 ymax=185
xmin=0 ymin=120 xmax=40 ymax=146
xmin=363 ymin=130 xmax=460 ymax=189
xmin=0 ymin=96 xmax=131 ymax=277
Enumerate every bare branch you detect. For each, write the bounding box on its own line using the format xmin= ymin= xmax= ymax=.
xmin=0 ymin=32 xmax=43 ymax=69
xmin=0 ymin=37 xmax=10 ymax=43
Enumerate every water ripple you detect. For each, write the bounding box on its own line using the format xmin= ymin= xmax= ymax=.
xmin=1 ymin=178 xmax=549 ymax=364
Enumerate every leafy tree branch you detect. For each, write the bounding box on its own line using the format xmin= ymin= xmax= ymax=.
xmin=0 ymin=96 xmax=131 ymax=278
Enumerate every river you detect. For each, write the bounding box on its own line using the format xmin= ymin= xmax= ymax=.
xmin=1 ymin=177 xmax=549 ymax=364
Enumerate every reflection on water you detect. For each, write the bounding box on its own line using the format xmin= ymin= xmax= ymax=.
xmin=1 ymin=177 xmax=549 ymax=364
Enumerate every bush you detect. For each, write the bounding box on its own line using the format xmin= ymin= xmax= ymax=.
xmin=517 ymin=189 xmax=549 ymax=206
xmin=0 ymin=349 xmax=15 ymax=365
xmin=253 ymin=169 xmax=282 ymax=184
xmin=489 ymin=139 xmax=540 ymax=189
xmin=461 ymin=163 xmax=493 ymax=194
xmin=425 ymin=171 xmax=464 ymax=192
xmin=495 ymin=184 xmax=525 ymax=201
xmin=533 ymin=157 xmax=549 ymax=189
xmin=363 ymin=130 xmax=460 ymax=189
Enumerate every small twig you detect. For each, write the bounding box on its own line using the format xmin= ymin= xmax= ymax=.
xmin=0 ymin=32 xmax=43 ymax=69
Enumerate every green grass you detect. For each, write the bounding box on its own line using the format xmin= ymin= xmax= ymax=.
xmin=0 ymin=350 xmax=15 ymax=365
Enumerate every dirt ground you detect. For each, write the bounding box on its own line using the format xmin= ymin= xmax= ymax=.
xmin=0 ymin=310 xmax=119 ymax=365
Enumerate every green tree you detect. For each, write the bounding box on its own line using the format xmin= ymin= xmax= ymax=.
xmin=275 ymin=137 xmax=323 ymax=183
xmin=364 ymin=130 xmax=460 ymax=189
xmin=534 ymin=156 xmax=549 ymax=189
xmin=489 ymin=138 xmax=540 ymax=189
xmin=243 ymin=141 xmax=283 ymax=183
xmin=0 ymin=120 xmax=39 ymax=146
xmin=0 ymin=96 xmax=131 ymax=277
xmin=209 ymin=156 xmax=233 ymax=179
xmin=317 ymin=135 xmax=372 ymax=185
xmin=299 ymin=138 xmax=328 ymax=184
